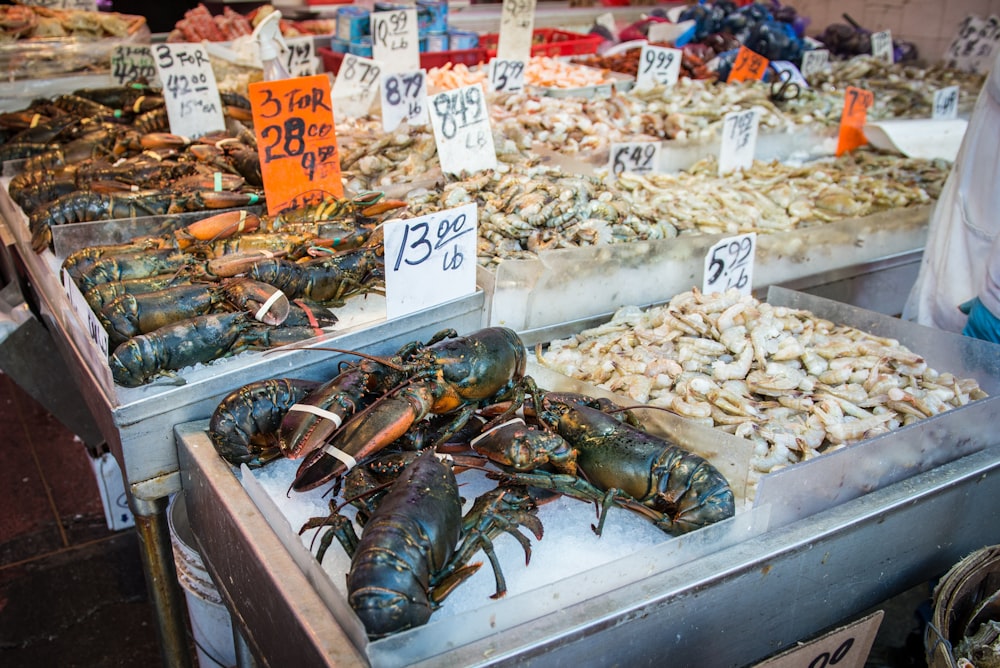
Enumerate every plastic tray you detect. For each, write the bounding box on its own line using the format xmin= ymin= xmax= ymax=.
xmin=318 ymin=46 xmax=487 ymax=75
xmin=480 ymin=28 xmax=603 ymax=59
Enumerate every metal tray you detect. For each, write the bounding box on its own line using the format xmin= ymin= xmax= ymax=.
xmin=177 ymin=418 xmax=1000 ymax=666
xmin=527 ymin=286 xmax=1000 ymax=530
xmin=480 ymin=205 xmax=931 ymax=331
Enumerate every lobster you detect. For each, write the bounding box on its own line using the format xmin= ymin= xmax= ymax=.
xmin=472 ymin=389 xmax=736 ymax=536
xmin=109 ymin=311 xmax=316 ymax=387
xmin=299 ymin=449 xmax=542 ymax=639
xmin=209 ymin=378 xmax=323 ymax=467
xmin=246 ymin=243 xmax=385 ymax=304
xmin=288 ymin=327 xmax=529 ymax=492
xmin=98 ymin=278 xmax=292 ymax=348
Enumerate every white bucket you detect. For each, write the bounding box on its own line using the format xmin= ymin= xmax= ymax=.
xmin=168 ymin=493 xmax=237 ymax=668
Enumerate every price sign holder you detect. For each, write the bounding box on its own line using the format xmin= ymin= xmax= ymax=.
xmin=332 ymin=54 xmax=382 ymax=119
xmin=870 ymin=30 xmax=894 ymax=64
xmin=836 ymin=86 xmax=874 ymax=156
xmin=110 ymin=45 xmax=156 ymax=87
xmin=703 ymin=232 xmax=756 ymax=296
xmin=718 ymin=109 xmax=759 ymax=175
xmin=752 ymin=611 xmax=883 ymax=668
xmin=61 ymin=268 xmax=108 ymax=356
xmin=727 ymin=45 xmax=769 ymax=83
xmin=371 ymin=8 xmax=419 ymax=73
xmin=429 ymin=83 xmax=498 ymax=176
xmin=609 ymin=142 xmax=660 ymax=176
xmin=153 ymin=43 xmax=226 ymax=138
xmin=497 ymin=0 xmax=537 ymax=62
xmin=800 ymin=48 xmax=829 ymax=82
xmin=283 ymin=36 xmax=320 ymax=78
xmin=489 ymin=58 xmax=526 ymax=93
xmin=381 ymin=69 xmax=428 ymax=132
xmin=636 ymin=45 xmax=682 ymax=90
xmin=933 ymin=85 xmax=960 ymax=120
xmin=384 ymin=203 xmax=478 ymax=320
xmin=249 ymin=74 xmax=344 ymax=215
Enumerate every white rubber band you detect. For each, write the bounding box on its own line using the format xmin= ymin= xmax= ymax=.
xmin=322 ymin=443 xmax=358 ymax=471
xmin=237 ymin=210 xmax=247 ymax=232
xmin=254 ymin=289 xmax=286 ymax=322
xmin=469 ymin=417 xmax=525 ymax=447
xmin=133 ymin=96 xmax=145 ymax=114
xmin=30 ymin=113 xmax=41 ymax=128
xmin=287 ymin=403 xmax=343 ymax=429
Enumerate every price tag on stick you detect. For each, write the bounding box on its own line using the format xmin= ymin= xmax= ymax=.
xmin=332 ymin=55 xmax=382 ymax=119
xmin=496 ymin=0 xmax=536 ymax=62
xmin=800 ymin=48 xmax=829 ymax=82
xmin=110 ymin=45 xmax=156 ymax=87
xmin=703 ymin=232 xmax=756 ymax=296
xmin=153 ymin=43 xmax=225 ymax=138
xmin=283 ymin=36 xmax=320 ymax=78
xmin=371 ymin=9 xmax=419 ymax=73
xmin=727 ymin=45 xmax=769 ymax=83
xmin=381 ymin=69 xmax=428 ymax=132
xmin=870 ymin=30 xmax=894 ymax=64
xmin=836 ymin=86 xmax=874 ymax=156
xmin=609 ymin=142 xmax=660 ymax=176
xmin=636 ymin=45 xmax=682 ymax=89
xmin=384 ymin=203 xmax=478 ymax=320
xmin=429 ymin=84 xmax=498 ymax=175
xmin=718 ymin=109 xmax=759 ymax=175
xmin=489 ymin=58 xmax=526 ymax=93
xmin=249 ymin=74 xmax=344 ymax=215
xmin=933 ymin=85 xmax=959 ymax=120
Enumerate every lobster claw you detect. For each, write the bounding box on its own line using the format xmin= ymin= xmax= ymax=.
xmin=175 ymin=210 xmax=261 ymax=249
xmin=222 ymin=278 xmax=290 ymax=326
xmin=198 ymin=190 xmax=264 ymax=209
xmin=140 ymin=132 xmax=191 ymax=150
xmin=291 ymin=382 xmax=463 ymax=492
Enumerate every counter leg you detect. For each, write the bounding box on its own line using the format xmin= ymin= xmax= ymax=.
xmin=130 ymin=494 xmax=194 ymax=668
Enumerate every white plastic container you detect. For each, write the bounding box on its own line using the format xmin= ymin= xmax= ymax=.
xmin=168 ymin=493 xmax=237 ymax=668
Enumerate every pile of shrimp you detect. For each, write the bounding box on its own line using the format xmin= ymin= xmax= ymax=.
xmin=525 ymin=56 xmax=614 ymax=88
xmin=537 ymin=289 xmax=988 ymax=481
xmin=426 ymin=62 xmax=487 ymax=91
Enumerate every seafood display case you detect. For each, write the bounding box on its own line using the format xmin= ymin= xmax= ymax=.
xmin=175 ymin=289 xmax=1000 ymax=666
xmin=480 ymin=206 xmax=931 ymax=330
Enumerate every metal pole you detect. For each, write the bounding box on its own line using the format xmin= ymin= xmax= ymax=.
xmin=130 ymin=494 xmax=194 ymax=668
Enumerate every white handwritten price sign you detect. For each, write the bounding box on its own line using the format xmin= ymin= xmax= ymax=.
xmin=429 ymin=84 xmax=498 ymax=175
xmin=384 ymin=203 xmax=478 ymax=319
xmin=110 ymin=45 xmax=156 ymax=87
xmin=283 ymin=36 xmax=320 ymax=78
xmin=497 ymin=0 xmax=536 ymax=62
xmin=371 ymin=9 xmax=419 ymax=74
xmin=718 ymin=108 xmax=759 ymax=175
xmin=636 ymin=45 xmax=682 ymax=90
xmin=703 ymin=232 xmax=756 ymax=296
xmin=933 ymin=85 xmax=960 ymax=120
xmin=870 ymin=30 xmax=894 ymax=64
xmin=61 ymin=268 xmax=108 ymax=356
xmin=249 ymin=74 xmax=343 ymax=215
xmin=771 ymin=61 xmax=808 ymax=88
xmin=332 ymin=55 xmax=382 ymax=119
xmin=800 ymin=48 xmax=829 ymax=82
xmin=381 ymin=69 xmax=428 ymax=132
xmin=489 ymin=58 xmax=526 ymax=93
xmin=153 ymin=43 xmax=225 ymax=139
xmin=609 ymin=142 xmax=660 ymax=176
xmin=752 ymin=611 xmax=882 ymax=668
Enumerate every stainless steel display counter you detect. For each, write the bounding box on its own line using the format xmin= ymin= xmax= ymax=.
xmin=177 ymin=419 xmax=1000 ymax=666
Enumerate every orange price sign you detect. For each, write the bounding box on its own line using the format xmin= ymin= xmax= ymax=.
xmin=727 ymin=45 xmax=769 ymax=83
xmin=836 ymin=86 xmax=874 ymax=156
xmin=249 ymin=74 xmax=344 ymax=216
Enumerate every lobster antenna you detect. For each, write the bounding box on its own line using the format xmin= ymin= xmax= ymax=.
xmin=264 ymin=345 xmax=407 ymax=370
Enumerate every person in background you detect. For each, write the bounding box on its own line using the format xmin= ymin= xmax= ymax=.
xmin=903 ymin=49 xmax=1000 ymax=340
xmin=110 ymin=0 xmax=199 ymax=34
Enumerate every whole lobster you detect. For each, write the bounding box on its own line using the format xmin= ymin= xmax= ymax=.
xmin=300 ymin=449 xmax=542 ymax=639
xmin=473 ymin=389 xmax=736 ymax=536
